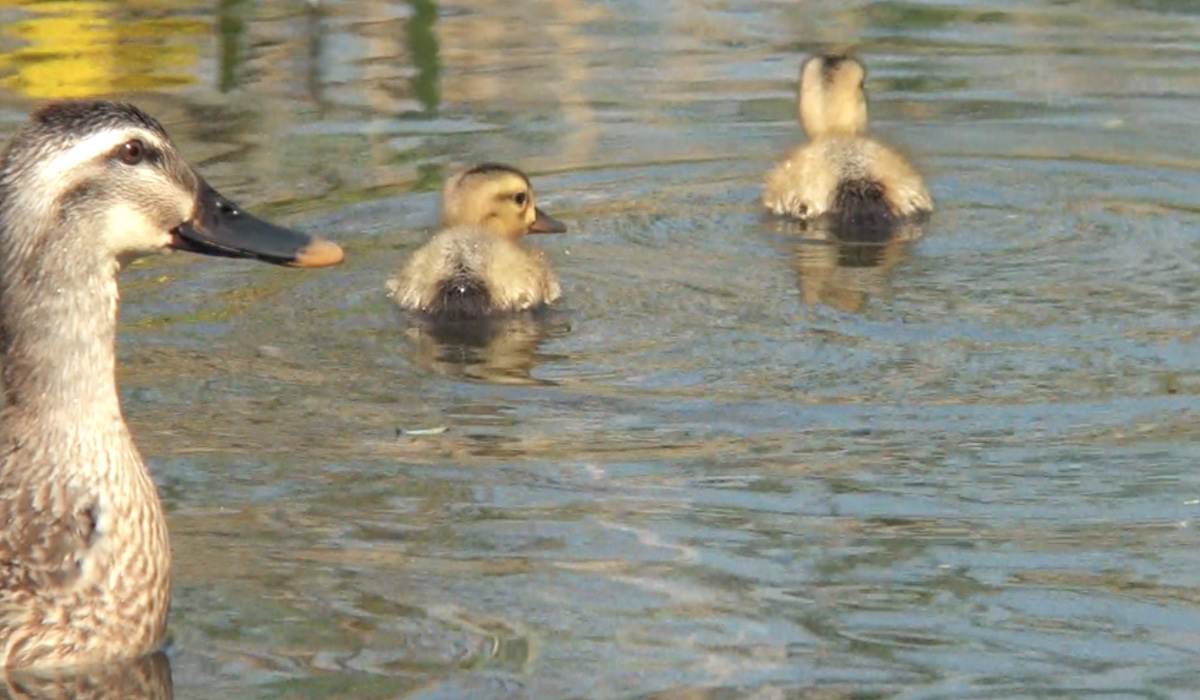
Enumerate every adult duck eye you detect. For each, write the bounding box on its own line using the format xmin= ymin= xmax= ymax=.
xmin=118 ymin=139 xmax=145 ymax=165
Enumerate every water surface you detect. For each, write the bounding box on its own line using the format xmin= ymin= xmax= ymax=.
xmin=4 ymin=0 xmax=1200 ymax=698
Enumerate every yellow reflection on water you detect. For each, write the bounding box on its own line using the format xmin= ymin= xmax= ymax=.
xmin=0 ymin=0 xmax=207 ymax=98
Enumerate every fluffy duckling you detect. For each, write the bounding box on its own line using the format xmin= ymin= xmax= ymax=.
xmin=0 ymin=101 xmax=342 ymax=669
xmin=763 ymin=54 xmax=933 ymax=233
xmin=388 ymin=163 xmax=567 ymax=318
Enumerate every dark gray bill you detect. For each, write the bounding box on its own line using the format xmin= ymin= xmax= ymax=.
xmin=170 ymin=179 xmax=343 ymax=268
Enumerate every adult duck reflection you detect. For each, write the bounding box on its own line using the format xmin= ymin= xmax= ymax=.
xmin=3 ymin=652 xmax=171 ymax=700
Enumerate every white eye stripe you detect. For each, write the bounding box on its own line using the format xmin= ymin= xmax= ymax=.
xmin=34 ymin=128 xmax=168 ymax=185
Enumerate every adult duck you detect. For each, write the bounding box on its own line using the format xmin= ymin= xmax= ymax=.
xmin=0 ymin=100 xmax=342 ymax=668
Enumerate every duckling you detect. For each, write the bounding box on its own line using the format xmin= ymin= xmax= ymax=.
xmin=763 ymin=54 xmax=933 ymax=234
xmin=0 ymin=100 xmax=343 ymax=668
xmin=388 ymin=163 xmax=567 ymax=318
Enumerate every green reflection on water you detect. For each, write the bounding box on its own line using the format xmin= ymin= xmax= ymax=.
xmin=861 ymin=1 xmax=1011 ymax=28
xmin=407 ymin=0 xmax=440 ymax=113
xmin=217 ymin=0 xmax=249 ymax=93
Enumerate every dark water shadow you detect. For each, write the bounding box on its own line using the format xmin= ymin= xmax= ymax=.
xmin=401 ymin=309 xmax=572 ymax=385
xmin=2 ymin=653 xmax=171 ymax=700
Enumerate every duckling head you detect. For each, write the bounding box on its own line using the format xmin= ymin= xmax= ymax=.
xmin=441 ymin=163 xmax=566 ymax=239
xmin=0 ymin=100 xmax=343 ymax=275
xmin=798 ymin=54 xmax=868 ymax=139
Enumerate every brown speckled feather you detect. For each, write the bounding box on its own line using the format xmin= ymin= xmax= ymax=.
xmin=0 ymin=448 xmax=98 ymax=594
xmin=0 ymin=411 xmax=170 ymax=667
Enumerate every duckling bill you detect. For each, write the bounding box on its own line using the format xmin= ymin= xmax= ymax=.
xmin=388 ymin=163 xmax=567 ymax=318
xmin=0 ymin=100 xmax=342 ymax=669
xmin=763 ymin=54 xmax=933 ymax=236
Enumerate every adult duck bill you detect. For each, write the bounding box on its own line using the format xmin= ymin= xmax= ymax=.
xmin=170 ymin=179 xmax=344 ymax=268
xmin=527 ymin=207 xmax=567 ymax=234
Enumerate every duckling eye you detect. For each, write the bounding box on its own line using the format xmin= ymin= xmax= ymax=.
xmin=513 ymin=192 xmax=528 ymax=207
xmin=118 ymin=139 xmax=146 ymax=166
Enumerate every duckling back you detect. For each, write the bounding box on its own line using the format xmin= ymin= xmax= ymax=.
xmin=431 ymin=262 xmax=493 ymax=319
xmin=823 ymin=137 xmax=927 ymax=237
xmin=410 ymin=230 xmax=496 ymax=319
xmin=763 ymin=54 xmax=933 ymax=234
xmin=833 ymin=177 xmax=895 ymax=238
xmin=388 ymin=226 xmax=561 ymax=318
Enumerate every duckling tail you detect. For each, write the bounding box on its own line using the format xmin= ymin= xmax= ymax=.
xmin=832 ymin=179 xmax=898 ymax=241
xmin=430 ymin=270 xmax=492 ymax=320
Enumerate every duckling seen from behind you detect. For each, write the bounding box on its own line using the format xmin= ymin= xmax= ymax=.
xmin=388 ymin=163 xmax=567 ymax=318
xmin=763 ymin=54 xmax=933 ymax=236
xmin=0 ymin=100 xmax=343 ymax=669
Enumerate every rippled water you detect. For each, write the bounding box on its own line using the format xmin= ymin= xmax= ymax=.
xmin=4 ymin=0 xmax=1200 ymax=697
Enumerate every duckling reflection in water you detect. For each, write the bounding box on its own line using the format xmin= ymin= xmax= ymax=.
xmin=388 ymin=163 xmax=568 ymax=318
xmin=0 ymin=101 xmax=343 ymax=669
xmin=406 ymin=312 xmax=572 ymax=385
xmin=793 ymin=236 xmax=910 ymax=313
xmin=763 ymin=54 xmax=933 ymax=238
